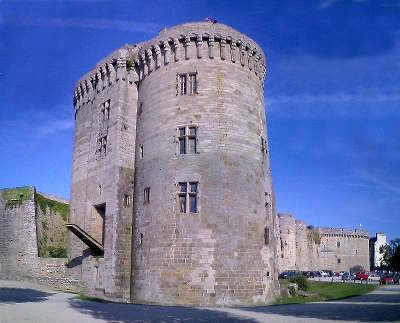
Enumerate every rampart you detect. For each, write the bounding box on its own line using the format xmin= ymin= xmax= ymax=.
xmin=277 ymin=214 xmax=370 ymax=272
xmin=0 ymin=186 xmax=80 ymax=291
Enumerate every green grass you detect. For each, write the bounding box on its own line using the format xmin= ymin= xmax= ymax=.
xmin=77 ymin=293 xmax=109 ymax=302
xmin=35 ymin=192 xmax=69 ymax=221
xmin=276 ymin=280 xmax=376 ymax=305
xmin=1 ymin=186 xmax=33 ymax=208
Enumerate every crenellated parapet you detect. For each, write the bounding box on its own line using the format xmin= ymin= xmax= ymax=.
xmin=73 ymin=22 xmax=267 ymax=111
xmin=318 ymin=227 xmax=370 ymax=240
xmin=132 ymin=22 xmax=266 ymax=83
xmin=72 ymin=46 xmax=139 ymax=111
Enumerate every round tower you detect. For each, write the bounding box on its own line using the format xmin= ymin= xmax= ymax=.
xmin=131 ymin=22 xmax=276 ymax=306
xmin=277 ymin=213 xmax=296 ymax=271
xmin=70 ymin=21 xmax=277 ymax=307
xmin=295 ymin=220 xmax=308 ymax=271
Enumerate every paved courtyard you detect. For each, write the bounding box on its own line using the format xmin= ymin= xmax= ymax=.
xmin=0 ymin=280 xmax=399 ymax=322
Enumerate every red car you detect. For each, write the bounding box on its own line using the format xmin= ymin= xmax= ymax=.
xmin=380 ymin=276 xmax=394 ymax=285
xmin=356 ymin=272 xmax=369 ymax=281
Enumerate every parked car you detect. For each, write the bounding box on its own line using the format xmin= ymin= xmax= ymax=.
xmin=393 ymin=273 xmax=400 ymax=285
xmin=312 ymin=271 xmax=321 ymax=277
xmin=342 ymin=272 xmax=353 ymax=281
xmin=368 ymin=273 xmax=380 ymax=282
xmin=356 ymin=272 xmax=369 ymax=281
xmin=320 ymin=270 xmax=329 ymax=277
xmin=279 ymin=270 xmax=302 ymax=279
xmin=380 ymin=275 xmax=394 ymax=285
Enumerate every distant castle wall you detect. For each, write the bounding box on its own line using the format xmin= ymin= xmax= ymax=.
xmin=0 ymin=186 xmax=80 ymax=291
xmin=277 ymin=213 xmax=370 ymax=272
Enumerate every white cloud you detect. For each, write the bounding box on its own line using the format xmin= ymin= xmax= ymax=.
xmin=37 ymin=118 xmax=74 ymax=136
xmin=268 ymin=91 xmax=400 ymax=105
xmin=267 ymin=90 xmax=400 ymax=118
xmin=343 ymin=170 xmax=400 ymax=196
xmin=317 ymin=0 xmax=367 ymax=10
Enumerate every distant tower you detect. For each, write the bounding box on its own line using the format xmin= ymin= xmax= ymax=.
xmin=277 ymin=213 xmax=296 ymax=271
xmin=68 ymin=21 xmax=278 ymax=306
xmin=370 ymin=233 xmax=387 ymax=269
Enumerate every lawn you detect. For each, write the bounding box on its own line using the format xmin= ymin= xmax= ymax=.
xmin=276 ymin=279 xmax=376 ymax=305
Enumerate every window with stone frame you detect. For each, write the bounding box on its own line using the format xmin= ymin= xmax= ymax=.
xmin=177 ymin=125 xmax=197 ymax=155
xmin=144 ymin=187 xmax=150 ymax=204
xmin=337 ymin=258 xmax=341 ymax=264
xmin=337 ymin=241 xmax=341 ymax=247
xmin=188 ymin=73 xmax=197 ymax=95
xmin=178 ymin=74 xmax=187 ymax=95
xmin=124 ymin=194 xmax=132 ymax=206
xmin=100 ymin=99 xmax=111 ymax=121
xmin=96 ymin=135 xmax=107 ymax=156
xmin=177 ymin=72 xmax=197 ymax=95
xmin=177 ymin=182 xmax=198 ymax=213
xmin=261 ymin=136 xmax=268 ymax=154
xmin=265 ymin=192 xmax=271 ymax=208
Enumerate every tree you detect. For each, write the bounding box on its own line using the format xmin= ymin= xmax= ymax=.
xmin=380 ymin=239 xmax=400 ymax=271
xmin=389 ymin=241 xmax=400 ymax=271
xmin=380 ymin=244 xmax=391 ymax=268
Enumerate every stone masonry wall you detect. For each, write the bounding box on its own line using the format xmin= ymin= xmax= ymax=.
xmin=277 ymin=214 xmax=296 ymax=271
xmin=0 ymin=186 xmax=80 ymax=292
xmin=70 ymin=21 xmax=278 ymax=306
xmin=277 ymin=213 xmax=370 ymax=273
xmin=70 ymin=47 xmax=137 ymax=302
xmin=36 ymin=192 xmax=69 ymax=257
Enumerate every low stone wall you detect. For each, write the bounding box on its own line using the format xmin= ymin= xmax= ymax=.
xmin=36 ymin=258 xmax=80 ymax=292
xmin=0 ymin=186 xmax=81 ymax=293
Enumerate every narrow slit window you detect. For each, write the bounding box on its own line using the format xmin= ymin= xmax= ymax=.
xmin=102 ymin=136 xmax=107 ymax=155
xmin=140 ymin=145 xmax=144 ymax=158
xmin=139 ymin=233 xmax=143 ymax=246
xmin=264 ymin=227 xmax=270 ymax=245
xmin=144 ymin=187 xmax=150 ymax=204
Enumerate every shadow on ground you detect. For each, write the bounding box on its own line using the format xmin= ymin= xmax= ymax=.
xmin=240 ymin=287 xmax=400 ymax=322
xmin=0 ymin=288 xmax=53 ymax=304
xmin=68 ymin=299 xmax=255 ymax=323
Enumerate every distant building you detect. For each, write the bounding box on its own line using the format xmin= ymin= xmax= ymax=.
xmin=278 ymin=213 xmax=370 ymax=272
xmin=370 ymin=233 xmax=387 ymax=270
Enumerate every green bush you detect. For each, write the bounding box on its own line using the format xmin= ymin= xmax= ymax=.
xmin=47 ymin=246 xmax=67 ymax=258
xmin=290 ymin=276 xmax=309 ymax=291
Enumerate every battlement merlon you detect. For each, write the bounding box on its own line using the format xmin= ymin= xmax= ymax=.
xmin=317 ymin=227 xmax=370 ymax=237
xmin=72 ymin=21 xmax=267 ymax=109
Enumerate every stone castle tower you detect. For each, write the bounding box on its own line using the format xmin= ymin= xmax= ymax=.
xmin=68 ymin=21 xmax=279 ymax=306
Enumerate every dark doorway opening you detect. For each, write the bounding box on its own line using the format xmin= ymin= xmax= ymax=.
xmin=93 ymin=203 xmax=106 ymax=245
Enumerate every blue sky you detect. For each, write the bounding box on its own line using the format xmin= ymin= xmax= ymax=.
xmin=0 ymin=0 xmax=399 ymax=240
